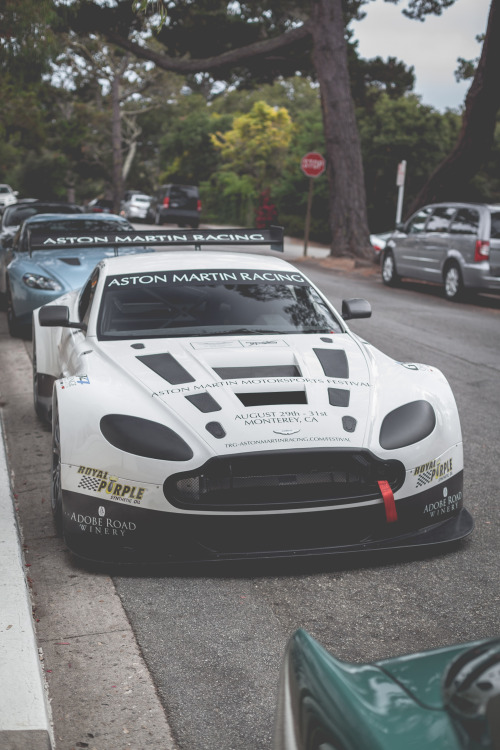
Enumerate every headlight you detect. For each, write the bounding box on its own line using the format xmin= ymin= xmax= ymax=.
xmin=23 ymin=273 xmax=63 ymax=291
xmin=100 ymin=414 xmax=193 ymax=461
xmin=379 ymin=400 xmax=436 ymax=450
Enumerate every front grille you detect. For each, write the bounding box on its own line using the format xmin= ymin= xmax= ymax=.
xmin=164 ymin=449 xmax=405 ymax=512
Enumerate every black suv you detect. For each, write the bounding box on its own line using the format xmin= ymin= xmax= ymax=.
xmin=149 ymin=184 xmax=201 ymax=228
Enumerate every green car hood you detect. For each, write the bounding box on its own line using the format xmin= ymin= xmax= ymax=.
xmin=273 ymin=629 xmax=500 ymax=750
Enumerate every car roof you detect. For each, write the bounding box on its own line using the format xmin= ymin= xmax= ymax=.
xmin=98 ymin=250 xmax=301 ymax=275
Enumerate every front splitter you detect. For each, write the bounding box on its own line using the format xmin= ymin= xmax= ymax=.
xmin=60 ymin=473 xmax=473 ymax=564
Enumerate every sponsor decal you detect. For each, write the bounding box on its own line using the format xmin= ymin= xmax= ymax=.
xmin=69 ymin=511 xmax=137 ymax=536
xmin=106 ymin=269 xmax=308 ymax=288
xmin=59 ymin=375 xmax=90 ymax=389
xmin=423 ymin=486 xmax=462 ymax=517
xmin=414 ymin=458 xmax=453 ymax=488
xmin=235 ymin=409 xmax=328 ymax=426
xmin=157 ymin=376 xmax=370 ymax=397
xmin=225 ymin=436 xmax=351 ymax=448
xmin=273 ymin=429 xmax=300 ymax=435
xmin=76 ymin=466 xmax=145 ymax=504
xmin=399 ymin=362 xmax=432 ymax=372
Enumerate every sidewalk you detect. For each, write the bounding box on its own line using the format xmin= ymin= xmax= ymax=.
xmin=0 ymin=419 xmax=53 ymax=749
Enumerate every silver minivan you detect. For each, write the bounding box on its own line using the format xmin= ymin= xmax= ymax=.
xmin=382 ymin=202 xmax=500 ymax=300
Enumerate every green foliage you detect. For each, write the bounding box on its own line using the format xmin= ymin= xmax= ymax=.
xmin=212 ymin=100 xmax=294 ymax=189
xmin=357 ymin=93 xmax=461 ymax=229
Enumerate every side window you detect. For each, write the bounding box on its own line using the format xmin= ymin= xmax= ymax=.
xmin=78 ymin=268 xmax=100 ymax=325
xmin=489 ymin=212 xmax=500 ymax=239
xmin=425 ymin=206 xmax=456 ymax=233
xmin=449 ymin=208 xmax=480 ymax=236
xmin=406 ymin=208 xmax=433 ymax=234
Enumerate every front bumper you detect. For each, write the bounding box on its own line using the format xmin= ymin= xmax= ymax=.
xmin=60 ymin=470 xmax=473 ymax=564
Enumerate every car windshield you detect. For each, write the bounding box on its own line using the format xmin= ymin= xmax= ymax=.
xmin=0 ymin=186 xmax=11 ymax=194
xmin=2 ymin=204 xmax=79 ymax=228
xmin=97 ymin=268 xmax=343 ymax=340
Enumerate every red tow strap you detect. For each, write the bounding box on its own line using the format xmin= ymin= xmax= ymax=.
xmin=378 ymin=480 xmax=397 ymax=523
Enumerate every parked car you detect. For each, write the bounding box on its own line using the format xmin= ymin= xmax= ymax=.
xmin=382 ymin=202 xmax=500 ymax=300
xmin=0 ymin=201 xmax=83 ymax=307
xmin=274 ymin=629 xmax=500 ymax=750
xmin=120 ymin=192 xmax=152 ymax=222
xmin=0 ymin=184 xmax=18 ymax=211
xmin=87 ymin=198 xmax=114 ymax=214
xmin=32 ymin=227 xmax=472 ymax=563
xmin=4 ymin=213 xmax=150 ymax=337
xmin=370 ymin=231 xmax=392 ymax=262
xmin=148 ymin=184 xmax=201 ymax=228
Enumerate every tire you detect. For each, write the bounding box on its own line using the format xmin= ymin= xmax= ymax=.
xmin=6 ymin=281 xmax=25 ymax=337
xmin=443 ymin=262 xmax=464 ymax=301
xmin=33 ymin=337 xmax=53 ymax=424
xmin=381 ymin=250 xmax=400 ymax=287
xmin=51 ymin=399 xmax=63 ymax=535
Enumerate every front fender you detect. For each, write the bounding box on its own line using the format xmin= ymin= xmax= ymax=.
xmin=55 ymin=372 xmax=212 ymax=487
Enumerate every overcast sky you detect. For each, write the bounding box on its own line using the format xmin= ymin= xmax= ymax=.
xmin=352 ymin=0 xmax=491 ymax=112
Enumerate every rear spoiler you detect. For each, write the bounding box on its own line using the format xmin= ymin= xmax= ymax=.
xmin=28 ymin=226 xmax=284 ymax=253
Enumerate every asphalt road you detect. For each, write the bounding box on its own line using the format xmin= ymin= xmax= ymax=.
xmin=1 ymin=255 xmax=500 ymax=750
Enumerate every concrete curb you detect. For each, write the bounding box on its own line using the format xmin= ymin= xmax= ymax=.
xmin=0 ymin=419 xmax=53 ymax=750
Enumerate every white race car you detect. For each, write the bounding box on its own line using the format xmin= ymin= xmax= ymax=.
xmin=32 ymin=227 xmax=473 ymax=563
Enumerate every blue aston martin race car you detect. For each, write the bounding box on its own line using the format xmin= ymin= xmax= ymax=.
xmin=5 ymin=212 xmax=150 ymax=336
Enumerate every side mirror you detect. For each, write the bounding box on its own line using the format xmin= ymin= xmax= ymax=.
xmin=39 ymin=305 xmax=86 ymax=330
xmin=342 ymin=298 xmax=372 ymax=321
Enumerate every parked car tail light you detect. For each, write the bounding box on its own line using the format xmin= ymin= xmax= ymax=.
xmin=163 ymin=197 xmax=170 ymax=208
xmin=474 ymin=240 xmax=490 ymax=262
xmin=197 ymin=199 xmax=202 ymax=212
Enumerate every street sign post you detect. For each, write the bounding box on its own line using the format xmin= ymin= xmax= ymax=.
xmin=396 ymin=160 xmax=407 ymax=225
xmin=301 ymin=152 xmax=325 ymax=256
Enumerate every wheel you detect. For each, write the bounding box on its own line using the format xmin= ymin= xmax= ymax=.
xmin=381 ymin=250 xmax=400 ymax=286
xmin=51 ymin=399 xmax=63 ymax=535
xmin=6 ymin=281 xmax=25 ymax=337
xmin=33 ymin=337 xmax=53 ymax=424
xmin=443 ymin=262 xmax=464 ymax=301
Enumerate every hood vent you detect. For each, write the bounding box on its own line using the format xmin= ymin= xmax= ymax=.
xmin=314 ymin=348 xmax=349 ymax=378
xmin=236 ymin=391 xmax=307 ymax=407
xmin=137 ymin=353 xmax=195 ymax=384
xmin=328 ymin=388 xmax=350 ymax=407
xmin=185 ymin=392 xmax=221 ymax=413
xmin=60 ymin=257 xmax=81 ymax=265
xmin=214 ymin=365 xmax=301 ymax=380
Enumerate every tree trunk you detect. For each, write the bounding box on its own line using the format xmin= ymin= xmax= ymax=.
xmin=309 ymin=0 xmax=372 ymax=260
xmin=408 ymin=0 xmax=500 ymax=215
xmin=111 ymin=74 xmax=124 ymax=213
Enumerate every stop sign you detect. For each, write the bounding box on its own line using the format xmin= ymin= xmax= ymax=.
xmin=301 ymin=152 xmax=326 ymax=177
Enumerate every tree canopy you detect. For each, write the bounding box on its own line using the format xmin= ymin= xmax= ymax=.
xmin=1 ymin=0 xmax=497 ymax=258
